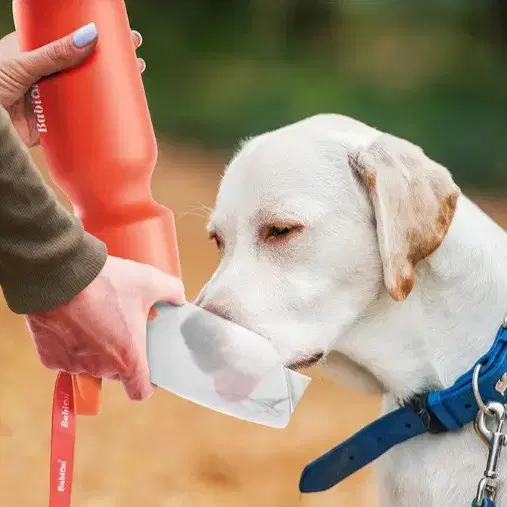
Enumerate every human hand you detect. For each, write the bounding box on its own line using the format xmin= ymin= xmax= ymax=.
xmin=0 ymin=23 xmax=146 ymax=147
xmin=25 ymin=256 xmax=185 ymax=401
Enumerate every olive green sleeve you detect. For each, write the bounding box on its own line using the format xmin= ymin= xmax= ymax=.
xmin=0 ymin=104 xmax=107 ymax=314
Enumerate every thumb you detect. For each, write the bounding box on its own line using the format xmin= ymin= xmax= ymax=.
xmin=141 ymin=266 xmax=186 ymax=308
xmin=20 ymin=23 xmax=98 ymax=84
xmin=119 ymin=358 xmax=156 ymax=401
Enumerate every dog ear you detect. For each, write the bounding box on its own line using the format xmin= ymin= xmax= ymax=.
xmin=349 ymin=133 xmax=461 ymax=301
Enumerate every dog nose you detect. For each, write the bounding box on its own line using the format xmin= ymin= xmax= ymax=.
xmin=202 ymin=302 xmax=233 ymax=321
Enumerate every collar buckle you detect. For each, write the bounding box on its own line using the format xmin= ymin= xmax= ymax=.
xmin=406 ymin=392 xmax=447 ymax=434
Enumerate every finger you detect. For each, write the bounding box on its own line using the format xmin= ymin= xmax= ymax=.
xmin=19 ymin=23 xmax=98 ymax=84
xmin=119 ymin=359 xmax=155 ymax=401
xmin=1 ymin=32 xmax=20 ymax=54
xmin=37 ymin=352 xmax=60 ymax=371
xmin=37 ymin=348 xmax=82 ymax=374
xmin=132 ymin=30 xmax=143 ymax=49
xmin=141 ymin=267 xmax=186 ymax=308
xmin=104 ymin=373 xmax=155 ymax=390
xmin=25 ymin=318 xmax=70 ymax=370
xmin=138 ymin=58 xmax=146 ymax=74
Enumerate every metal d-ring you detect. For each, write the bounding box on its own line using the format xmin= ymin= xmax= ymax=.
xmin=474 ymin=364 xmax=495 ymax=417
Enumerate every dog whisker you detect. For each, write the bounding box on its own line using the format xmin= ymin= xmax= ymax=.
xmin=176 ymin=205 xmax=213 ymax=221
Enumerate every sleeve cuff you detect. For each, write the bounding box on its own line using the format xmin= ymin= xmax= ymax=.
xmin=1 ymin=233 xmax=108 ymax=314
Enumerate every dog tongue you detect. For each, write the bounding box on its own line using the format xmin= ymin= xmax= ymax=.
xmin=213 ymin=368 xmax=259 ymax=402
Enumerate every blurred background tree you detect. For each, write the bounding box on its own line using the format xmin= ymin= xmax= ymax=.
xmin=1 ymin=0 xmax=506 ymax=190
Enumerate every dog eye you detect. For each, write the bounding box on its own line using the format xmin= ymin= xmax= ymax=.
xmin=263 ymin=224 xmax=304 ymax=243
xmin=268 ymin=226 xmax=292 ymax=238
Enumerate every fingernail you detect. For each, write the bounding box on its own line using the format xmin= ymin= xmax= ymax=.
xmin=132 ymin=30 xmax=143 ymax=47
xmin=138 ymin=58 xmax=146 ymax=73
xmin=73 ymin=22 xmax=98 ymax=48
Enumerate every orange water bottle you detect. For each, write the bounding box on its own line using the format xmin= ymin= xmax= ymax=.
xmin=12 ymin=0 xmax=181 ymax=416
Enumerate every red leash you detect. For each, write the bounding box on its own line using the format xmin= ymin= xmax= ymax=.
xmin=48 ymin=372 xmax=76 ymax=507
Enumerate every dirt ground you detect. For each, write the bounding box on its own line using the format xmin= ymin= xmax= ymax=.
xmin=0 ymin=142 xmax=505 ymax=507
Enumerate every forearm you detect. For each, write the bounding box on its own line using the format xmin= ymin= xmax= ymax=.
xmin=0 ymin=105 xmax=107 ymax=314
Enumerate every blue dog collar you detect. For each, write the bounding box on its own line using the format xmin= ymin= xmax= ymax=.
xmin=300 ymin=323 xmax=507 ymax=493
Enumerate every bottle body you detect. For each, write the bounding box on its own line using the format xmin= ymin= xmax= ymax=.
xmin=12 ymin=0 xmax=181 ymax=276
xmin=13 ymin=0 xmax=181 ymax=415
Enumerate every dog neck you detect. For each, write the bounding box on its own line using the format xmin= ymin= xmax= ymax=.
xmin=326 ymin=196 xmax=507 ymax=402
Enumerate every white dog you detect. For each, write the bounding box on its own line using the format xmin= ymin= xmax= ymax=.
xmin=194 ymin=114 xmax=507 ymax=506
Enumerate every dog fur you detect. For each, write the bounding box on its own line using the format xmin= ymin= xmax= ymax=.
xmin=195 ymin=114 xmax=507 ymax=506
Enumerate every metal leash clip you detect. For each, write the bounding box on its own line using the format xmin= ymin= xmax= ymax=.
xmin=472 ymin=364 xmax=507 ymax=507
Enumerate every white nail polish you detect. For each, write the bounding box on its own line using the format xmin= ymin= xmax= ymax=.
xmin=73 ymin=22 xmax=98 ymax=48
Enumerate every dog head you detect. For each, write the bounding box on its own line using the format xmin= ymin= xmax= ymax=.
xmin=195 ymin=114 xmax=460 ymax=373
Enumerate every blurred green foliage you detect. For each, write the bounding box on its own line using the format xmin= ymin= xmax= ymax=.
xmin=1 ymin=1 xmax=506 ymax=190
